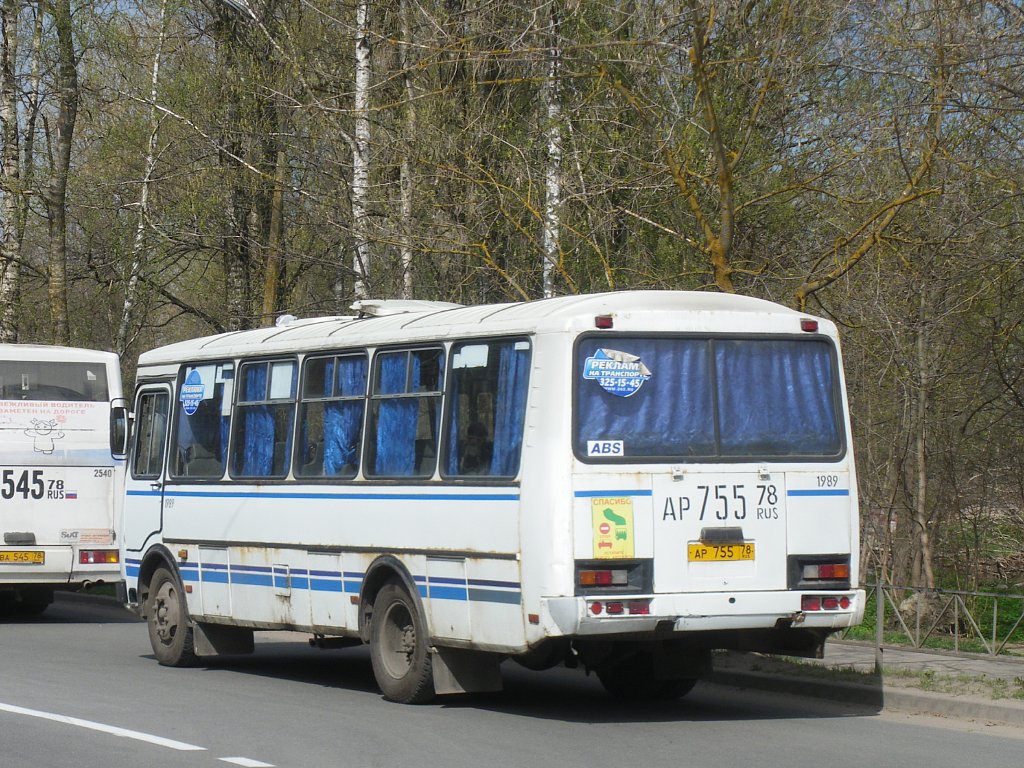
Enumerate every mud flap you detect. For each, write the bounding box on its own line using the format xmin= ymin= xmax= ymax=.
xmin=194 ymin=622 xmax=255 ymax=657
xmin=431 ymin=648 xmax=503 ymax=695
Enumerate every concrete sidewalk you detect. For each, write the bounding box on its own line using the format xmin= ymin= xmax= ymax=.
xmin=710 ymin=639 xmax=1024 ymax=726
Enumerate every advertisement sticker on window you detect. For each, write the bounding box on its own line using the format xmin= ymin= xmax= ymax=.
xmin=582 ymin=348 xmax=651 ymax=397
xmin=180 ymin=369 xmax=205 ymax=415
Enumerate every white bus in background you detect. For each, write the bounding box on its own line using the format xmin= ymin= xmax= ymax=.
xmin=0 ymin=345 xmax=127 ymax=615
xmin=118 ymin=291 xmax=864 ymax=703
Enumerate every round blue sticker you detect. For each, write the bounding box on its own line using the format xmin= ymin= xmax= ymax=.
xmin=180 ymin=369 xmax=206 ymax=415
xmin=583 ymin=348 xmax=651 ymax=397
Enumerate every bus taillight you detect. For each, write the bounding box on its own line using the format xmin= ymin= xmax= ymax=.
xmin=79 ymin=549 xmax=119 ymax=565
xmin=578 ymin=569 xmax=628 ymax=587
xmin=802 ymin=562 xmax=850 ymax=580
xmin=801 ymin=595 xmax=852 ymax=612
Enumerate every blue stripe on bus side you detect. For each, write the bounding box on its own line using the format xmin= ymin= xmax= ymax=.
xmin=428 ymin=585 xmax=468 ymax=601
xmin=128 ymin=557 xmax=520 ymax=604
xmin=468 ymin=588 xmax=522 ymax=605
xmin=125 ymin=489 xmax=519 ymax=502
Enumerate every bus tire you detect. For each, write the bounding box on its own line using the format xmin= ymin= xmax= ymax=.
xmin=369 ymin=582 xmax=435 ymax=704
xmin=146 ymin=567 xmax=197 ymax=667
xmin=14 ymin=587 xmax=53 ymax=616
xmin=597 ymin=654 xmax=698 ymax=701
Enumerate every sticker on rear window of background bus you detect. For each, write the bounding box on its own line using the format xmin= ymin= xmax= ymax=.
xmin=582 ymin=349 xmax=651 ymax=397
xmin=180 ymin=369 xmax=205 ymax=415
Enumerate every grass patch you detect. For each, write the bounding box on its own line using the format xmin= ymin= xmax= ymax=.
xmin=885 ymin=668 xmax=1024 ymax=700
xmin=715 ymin=650 xmax=1024 ymax=701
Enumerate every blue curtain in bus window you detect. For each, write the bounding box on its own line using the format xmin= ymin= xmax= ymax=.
xmin=715 ymin=339 xmax=840 ymax=456
xmin=445 ymin=365 xmax=464 ymax=476
xmin=375 ymin=353 xmax=416 ymax=475
xmin=575 ymin=338 xmax=715 ymax=457
xmin=242 ymin=364 xmax=274 ymax=475
xmin=491 ymin=343 xmax=530 ymax=475
xmin=323 ymin=357 xmax=366 ymax=475
xmin=219 ymin=411 xmax=230 ymax=464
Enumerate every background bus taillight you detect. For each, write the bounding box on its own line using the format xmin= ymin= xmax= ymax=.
xmin=79 ymin=549 xmax=119 ymax=565
xmin=578 ymin=569 xmax=628 ymax=587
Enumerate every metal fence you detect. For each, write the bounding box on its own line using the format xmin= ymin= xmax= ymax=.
xmin=857 ymin=579 xmax=1024 ymax=659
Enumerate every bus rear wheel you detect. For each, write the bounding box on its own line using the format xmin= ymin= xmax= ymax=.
xmin=146 ymin=567 xmax=197 ymax=667
xmin=597 ymin=653 xmax=698 ymax=701
xmin=369 ymin=582 xmax=435 ymax=704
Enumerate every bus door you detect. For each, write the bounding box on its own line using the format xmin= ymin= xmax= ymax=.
xmin=124 ymin=384 xmax=171 ymax=554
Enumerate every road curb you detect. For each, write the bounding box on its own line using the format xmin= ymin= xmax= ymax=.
xmin=709 ymin=669 xmax=1024 ymax=726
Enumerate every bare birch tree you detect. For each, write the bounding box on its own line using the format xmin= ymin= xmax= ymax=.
xmin=117 ymin=0 xmax=169 ymax=355
xmin=0 ymin=0 xmax=20 ymax=341
xmin=351 ymin=0 xmax=372 ymax=300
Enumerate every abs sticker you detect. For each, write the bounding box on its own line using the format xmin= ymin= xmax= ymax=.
xmin=587 ymin=440 xmax=624 ymax=457
xmin=180 ymin=369 xmax=206 ymax=415
xmin=583 ymin=348 xmax=651 ymax=397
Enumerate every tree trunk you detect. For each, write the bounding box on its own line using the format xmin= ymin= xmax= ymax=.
xmin=117 ymin=0 xmax=168 ymax=356
xmin=541 ymin=6 xmax=562 ymax=299
xmin=913 ymin=287 xmax=936 ymax=589
xmin=44 ymin=0 xmax=79 ymax=345
xmin=0 ymin=0 xmax=20 ymax=342
xmin=351 ymin=0 xmax=372 ymax=300
xmin=399 ymin=0 xmax=415 ymax=300
xmin=260 ymin=144 xmax=287 ymax=324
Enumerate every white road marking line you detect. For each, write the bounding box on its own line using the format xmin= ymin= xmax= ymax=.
xmin=219 ymin=759 xmax=275 ymax=767
xmin=0 ymin=702 xmax=206 ymax=752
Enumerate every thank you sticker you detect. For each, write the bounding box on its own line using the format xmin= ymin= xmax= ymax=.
xmin=180 ymin=369 xmax=205 ymax=415
xmin=583 ymin=348 xmax=651 ymax=397
xmin=592 ymin=497 xmax=635 ymax=559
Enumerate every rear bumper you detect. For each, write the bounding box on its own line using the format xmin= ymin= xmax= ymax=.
xmin=0 ymin=546 xmax=120 ymax=586
xmin=542 ymin=589 xmax=866 ymax=637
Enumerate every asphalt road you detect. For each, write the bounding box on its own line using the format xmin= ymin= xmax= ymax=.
xmin=1 ymin=595 xmax=1021 ymax=768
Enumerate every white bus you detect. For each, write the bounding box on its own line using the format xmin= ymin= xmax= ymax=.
xmin=1 ymin=344 xmax=127 ymax=615
xmin=119 ymin=291 xmax=864 ymax=702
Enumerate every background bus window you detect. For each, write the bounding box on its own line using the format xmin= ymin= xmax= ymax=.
xmin=0 ymin=361 xmax=109 ymax=401
xmin=444 ymin=339 xmax=530 ymax=478
xmin=297 ymin=354 xmax=367 ymax=479
xmin=367 ymin=348 xmax=443 ymax=477
xmin=172 ymin=362 xmax=233 ymax=478
xmin=231 ymin=360 xmax=298 ymax=478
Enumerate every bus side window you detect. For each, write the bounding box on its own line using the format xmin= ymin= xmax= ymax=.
xmin=296 ymin=353 xmax=367 ymax=479
xmin=444 ymin=339 xmax=530 ymax=479
xmin=132 ymin=391 xmax=169 ymax=479
xmin=366 ymin=348 xmax=443 ymax=478
xmin=171 ymin=363 xmax=232 ymax=479
xmin=231 ymin=360 xmax=297 ymax=479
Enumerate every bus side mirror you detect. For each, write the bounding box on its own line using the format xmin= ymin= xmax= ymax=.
xmin=110 ymin=400 xmax=130 ymax=460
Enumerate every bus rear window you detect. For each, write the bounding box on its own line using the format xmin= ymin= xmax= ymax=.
xmin=0 ymin=361 xmax=109 ymax=401
xmin=574 ymin=336 xmax=843 ymax=461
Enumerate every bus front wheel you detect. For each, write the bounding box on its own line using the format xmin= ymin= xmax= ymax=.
xmin=146 ymin=567 xmax=197 ymax=667
xmin=369 ymin=582 xmax=435 ymax=704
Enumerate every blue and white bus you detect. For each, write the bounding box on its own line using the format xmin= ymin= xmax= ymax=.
xmin=1 ymin=345 xmax=125 ymax=614
xmin=119 ymin=292 xmax=864 ymax=702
